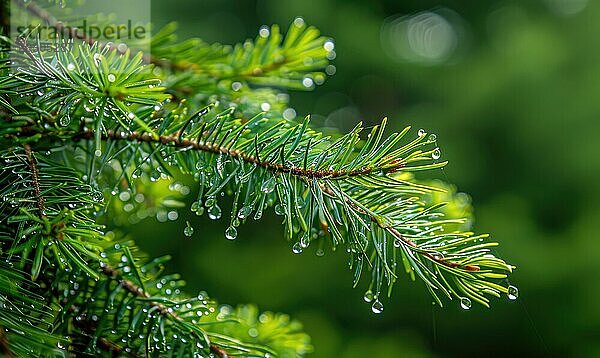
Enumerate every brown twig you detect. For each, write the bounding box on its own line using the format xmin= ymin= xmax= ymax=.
xmin=67 ymin=306 xmax=138 ymax=357
xmin=23 ymin=143 xmax=46 ymax=216
xmin=0 ymin=327 xmax=14 ymax=358
xmin=75 ymin=128 xmax=400 ymax=179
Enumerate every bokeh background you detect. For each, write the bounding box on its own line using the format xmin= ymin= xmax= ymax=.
xmin=135 ymin=0 xmax=600 ymax=356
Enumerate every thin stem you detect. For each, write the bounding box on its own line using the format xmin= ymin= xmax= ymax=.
xmin=319 ymin=183 xmax=480 ymax=272
xmin=15 ymin=0 xmax=154 ymax=66
xmin=23 ymin=143 xmax=46 ymax=216
xmin=69 ymin=308 xmax=138 ymax=358
xmin=75 ymin=128 xmax=399 ymax=179
xmin=0 ymin=327 xmax=14 ymax=358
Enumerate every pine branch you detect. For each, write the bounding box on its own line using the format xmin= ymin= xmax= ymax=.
xmin=68 ymin=125 xmax=476 ymax=273
xmin=0 ymin=145 xmax=307 ymax=356
xmin=318 ymin=182 xmax=480 ymax=272
xmin=100 ymin=264 xmax=231 ymax=357
xmin=73 ymin=127 xmax=403 ymax=178
xmin=14 ymin=0 xmax=156 ymax=67
xmin=3 ymin=33 xmax=515 ymax=308
xmin=0 ymin=2 xmax=518 ymax=355
xmin=68 ymin=307 xmax=136 ymax=358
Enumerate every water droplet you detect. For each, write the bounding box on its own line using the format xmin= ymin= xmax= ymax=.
xmin=107 ymin=73 xmax=116 ymax=83
xmin=58 ymin=114 xmax=71 ymax=127
xmin=393 ymin=238 xmax=401 ymax=248
xmin=259 ymin=26 xmax=270 ymax=38
xmin=363 ymin=290 xmax=374 ymax=303
xmin=231 ymin=81 xmax=242 ymax=91
xmin=507 ymin=285 xmax=519 ymax=300
xmin=67 ymin=63 xmax=75 ymax=71
xmin=325 ymin=64 xmax=337 ymax=75
xmin=208 ymin=205 xmax=222 ymax=220
xmin=253 ymin=208 xmax=263 ymax=220
xmin=432 ymin=148 xmax=441 ymax=160
xmin=205 ymin=197 xmax=216 ymax=207
xmin=260 ymin=102 xmax=271 ymax=111
xmin=371 ymin=299 xmax=384 ymax=314
xmin=150 ymin=169 xmax=161 ymax=182
xmin=418 ymin=128 xmax=427 ymax=137
xmin=119 ymin=191 xmax=131 ymax=201
xmin=191 ymin=200 xmax=201 ymax=212
xmin=127 ymin=112 xmax=135 ymax=120
xmin=237 ymin=206 xmax=252 ymax=219
xmin=93 ymin=53 xmax=102 ymax=66
xmin=94 ymin=149 xmax=102 ymax=157
xmin=167 ymin=211 xmax=178 ymax=221
xmin=225 ymin=226 xmax=237 ymax=240
xmin=260 ymin=177 xmax=276 ymax=193
xmin=292 ymin=242 xmax=303 ymax=254
xmin=323 ymin=40 xmax=335 ymax=51
xmin=302 ymin=77 xmax=314 ymax=88
xmin=184 ymin=222 xmax=194 ymax=237
xmin=460 ymin=297 xmax=471 ymax=310
xmin=91 ymin=191 xmax=104 ymax=203
xmin=283 ymin=107 xmax=296 ymax=120
xmin=300 ymin=232 xmax=310 ymax=248
xmin=274 ymin=204 xmax=285 ymax=216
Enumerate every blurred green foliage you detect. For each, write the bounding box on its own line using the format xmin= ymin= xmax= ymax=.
xmin=130 ymin=0 xmax=600 ymax=356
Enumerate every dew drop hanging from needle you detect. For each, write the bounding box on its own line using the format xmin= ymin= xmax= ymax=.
xmin=363 ymin=290 xmax=374 ymax=303
xmin=184 ymin=221 xmax=194 ymax=237
xmin=460 ymin=297 xmax=472 ymax=310
xmin=225 ymin=226 xmax=237 ymax=240
xmin=371 ymin=299 xmax=384 ymax=314
xmin=507 ymin=285 xmax=519 ymax=300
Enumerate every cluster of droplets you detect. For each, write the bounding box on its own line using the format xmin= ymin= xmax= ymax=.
xmin=458 ymin=284 xmax=518 ymax=310
xmin=418 ymin=129 xmax=442 ymax=160
xmin=363 ymin=289 xmax=384 ymax=314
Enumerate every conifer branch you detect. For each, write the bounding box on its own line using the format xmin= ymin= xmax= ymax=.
xmin=68 ymin=307 xmax=135 ymax=358
xmin=15 ymin=145 xmax=232 ymax=356
xmin=14 ymin=0 xmax=156 ymax=66
xmin=0 ymin=2 xmax=517 ymax=354
xmin=100 ymin=264 xmax=231 ymax=357
xmin=73 ymin=128 xmax=402 ymax=178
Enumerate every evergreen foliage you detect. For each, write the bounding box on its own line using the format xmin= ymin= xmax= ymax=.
xmin=0 ymin=0 xmax=516 ymax=356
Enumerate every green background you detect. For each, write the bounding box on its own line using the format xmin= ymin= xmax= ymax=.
xmin=135 ymin=0 xmax=599 ymax=356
